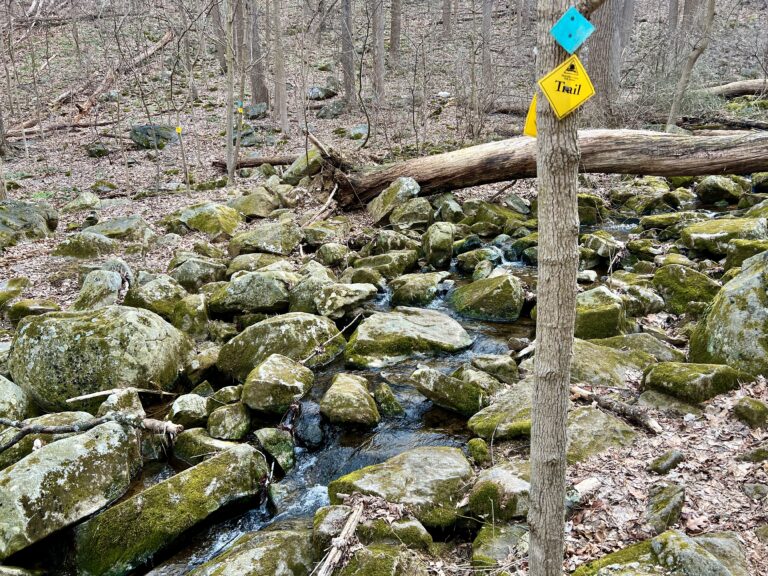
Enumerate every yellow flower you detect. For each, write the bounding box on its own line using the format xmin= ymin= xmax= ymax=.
xmin=175 ymin=126 xmax=183 ymax=134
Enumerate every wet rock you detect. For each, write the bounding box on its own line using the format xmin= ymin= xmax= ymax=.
xmin=208 ymin=271 xmax=290 ymax=315
xmin=690 ymin=251 xmax=768 ymax=375
xmin=696 ymin=175 xmax=743 ymax=204
xmin=648 ymin=449 xmax=685 ymax=475
xmin=451 ymin=273 xmax=524 ymax=322
xmin=455 ymin=247 xmax=501 ymax=273
xmin=130 ymin=124 xmax=178 ymax=149
xmin=352 ymin=249 xmax=419 ymax=279
xmin=345 ymin=307 xmax=472 ymax=368
xmin=422 ymin=222 xmax=454 ymax=269
xmin=472 ymin=523 xmax=529 ymax=568
xmin=10 ymin=306 xmax=190 ymax=412
xmin=320 ymin=373 xmax=380 ymax=427
xmin=411 ymin=364 xmax=500 ymax=417
xmin=315 ymin=282 xmax=377 ymax=319
xmin=188 ymin=528 xmax=312 ymax=576
xmin=218 ymin=312 xmax=345 ymax=380
xmin=0 ymin=200 xmax=58 ymax=250
xmin=469 ymin=463 xmax=530 ymax=521
xmin=367 ymin=177 xmax=420 ymax=224
xmin=282 ymin=148 xmax=323 ymax=185
xmin=162 ymin=202 xmax=242 ymax=239
xmin=733 ymin=397 xmax=768 ymax=428
xmin=373 ymin=382 xmax=403 ymax=416
xmin=390 ymin=271 xmax=449 ymax=306
xmin=255 ymin=427 xmax=295 ymax=471
xmin=173 ymin=428 xmax=239 ymax=466
xmin=82 ymin=215 xmax=155 ymax=243
xmin=53 ymin=231 xmax=117 ymax=258
xmin=681 ymin=218 xmax=768 ymax=256
xmin=643 ymin=362 xmax=747 ymax=403
xmin=646 ymin=482 xmax=685 ymax=534
xmin=229 ymin=219 xmax=303 ymax=256
xmin=74 ymin=445 xmax=268 ymax=576
xmin=468 ymin=379 xmax=533 ymax=440
xmin=228 ymin=187 xmax=280 ymax=218
xmin=652 ymin=265 xmax=720 ymax=314
xmin=0 ymin=422 xmax=139 ymax=560
xmin=328 ymin=446 xmax=472 ymax=528
xmin=208 ymin=402 xmax=250 ymax=440
xmin=295 ymin=400 xmax=324 ymax=448
xmin=242 ymin=353 xmax=314 ymax=414
xmin=124 ymin=274 xmax=188 ymax=319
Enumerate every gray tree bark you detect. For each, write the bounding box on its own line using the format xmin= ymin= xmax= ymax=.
xmin=389 ymin=0 xmax=402 ymax=68
xmin=442 ymin=0 xmax=452 ymax=39
xmin=250 ymin=0 xmax=269 ymax=105
xmin=590 ymin=0 xmax=623 ymax=125
xmin=370 ymin=0 xmax=385 ymax=103
xmin=481 ymin=0 xmax=493 ymax=92
xmin=273 ymin=0 xmax=289 ymax=132
xmin=669 ymin=0 xmax=679 ymax=32
xmin=223 ymin=0 xmax=236 ymax=179
xmin=210 ymin=0 xmax=228 ymax=73
xmin=342 ymin=0 xmax=356 ymax=106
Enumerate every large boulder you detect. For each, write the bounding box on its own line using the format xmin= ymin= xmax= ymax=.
xmin=653 ymin=265 xmax=720 ymax=314
xmin=0 ymin=375 xmax=33 ymax=422
xmin=566 ymin=406 xmax=636 ymax=463
xmin=451 ymin=273 xmax=525 ymax=322
xmin=320 ymin=373 xmax=380 ymax=427
xmin=390 ymin=272 xmax=450 ymax=306
xmin=242 ymin=354 xmax=314 ymax=414
xmin=367 ymin=177 xmax=420 ymax=224
xmin=328 ymin=447 xmax=472 ymax=528
xmin=82 ymin=215 xmax=154 ymax=243
xmin=53 ymin=232 xmax=118 ymax=258
xmin=218 ymin=312 xmax=345 ymax=380
xmin=124 ymin=274 xmax=188 ymax=319
xmin=345 ymin=307 xmax=473 ymax=368
xmin=696 ymin=175 xmax=743 ymax=204
xmin=282 ymin=148 xmax=323 ymax=185
xmin=0 ymin=422 xmax=139 ymax=560
xmin=227 ymin=187 xmax=279 ymax=218
xmin=162 ymin=202 xmax=242 ymax=239
xmin=690 ymin=251 xmax=768 ymax=375
xmin=422 ymin=222 xmax=454 ymax=269
xmin=315 ymin=283 xmax=378 ymax=319
xmin=411 ymin=364 xmax=501 ymax=417
xmin=188 ymin=528 xmax=313 ymax=576
xmin=71 ymin=270 xmax=124 ymax=311
xmin=229 ymin=219 xmax=303 ymax=256
xmin=0 ymin=200 xmax=58 ymax=250
xmin=643 ymin=362 xmax=747 ymax=403
xmin=467 ymin=379 xmax=533 ymax=440
xmin=680 ymin=218 xmax=768 ymax=256
xmin=129 ymin=124 xmax=178 ymax=149
xmin=74 ymin=445 xmax=268 ymax=576
xmin=208 ymin=271 xmax=290 ymax=315
xmin=9 ymin=306 xmax=191 ymax=411
xmin=573 ymin=286 xmax=628 ymax=339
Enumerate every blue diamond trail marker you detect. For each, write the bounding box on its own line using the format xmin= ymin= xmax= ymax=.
xmin=550 ymin=6 xmax=595 ymax=54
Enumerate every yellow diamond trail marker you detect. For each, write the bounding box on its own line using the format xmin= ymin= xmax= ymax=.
xmin=537 ymin=54 xmax=595 ymax=120
xmin=524 ymin=94 xmax=537 ymax=137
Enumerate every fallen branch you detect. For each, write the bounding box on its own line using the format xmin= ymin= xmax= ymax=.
xmin=698 ymin=78 xmax=768 ymax=98
xmin=331 ymin=129 xmax=768 ymax=208
xmin=5 ymin=119 xmax=117 ymax=139
xmin=678 ymin=115 xmax=768 ymax=131
xmin=0 ymin=413 xmax=183 ymax=454
xmin=570 ymin=384 xmax=663 ymax=434
xmin=304 ymin=184 xmax=338 ymax=226
xmin=66 ymin=387 xmax=179 ymax=403
xmin=212 ymin=155 xmax=298 ymax=171
xmin=314 ymin=502 xmax=364 ymax=576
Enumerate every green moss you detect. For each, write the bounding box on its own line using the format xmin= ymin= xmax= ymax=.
xmin=566 ymin=406 xmax=636 ymax=464
xmin=643 ymin=362 xmax=747 ymax=403
xmin=572 ymin=540 xmax=657 ymax=576
xmin=467 ymin=438 xmax=490 ymax=465
xmin=652 ymin=265 xmax=720 ymax=314
xmin=472 ymin=523 xmax=528 ymax=568
xmin=733 ymin=397 xmax=768 ymax=428
xmin=451 ymin=275 xmax=524 ymax=323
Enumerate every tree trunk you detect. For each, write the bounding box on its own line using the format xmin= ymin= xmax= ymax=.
xmin=481 ymin=0 xmax=493 ymax=92
xmin=250 ymin=0 xmax=269 ymax=105
xmin=666 ymin=0 xmax=715 ymax=131
xmin=342 ymin=0 xmax=356 ymax=106
xmin=442 ymin=0 xmax=452 ymax=39
xmin=621 ymin=0 xmax=635 ymax=48
xmin=223 ymin=0 xmax=236 ymax=179
xmin=517 ymin=0 xmax=529 ymax=35
xmin=590 ymin=0 xmax=623 ymax=125
xmin=211 ymin=0 xmax=228 ymax=73
xmin=528 ymin=0 xmax=580 ymax=572
xmin=389 ymin=0 xmax=401 ymax=68
xmin=698 ymin=78 xmax=768 ymax=98
xmin=332 ymin=129 xmax=768 ymax=206
xmin=273 ymin=0 xmax=289 ymax=132
xmin=669 ymin=0 xmax=679 ymax=32
xmin=370 ymin=0 xmax=385 ymax=103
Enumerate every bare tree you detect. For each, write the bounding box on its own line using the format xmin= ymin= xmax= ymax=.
xmin=370 ymin=0 xmax=385 ymax=103
xmin=517 ymin=0 xmax=530 ymax=35
xmin=250 ymin=0 xmax=269 ymax=105
xmin=273 ymin=0 xmax=289 ymax=132
xmin=481 ymin=0 xmax=493 ymax=91
xmin=666 ymin=0 xmax=715 ymax=131
xmin=341 ymin=0 xmax=356 ymax=107
xmin=389 ymin=0 xmax=402 ymax=68
xmin=210 ymin=0 xmax=228 ymax=72
xmin=442 ymin=0 xmax=451 ymax=39
xmin=669 ymin=0 xmax=679 ymax=33
xmin=590 ymin=0 xmax=623 ymax=125
xmin=223 ymin=0 xmax=237 ymax=178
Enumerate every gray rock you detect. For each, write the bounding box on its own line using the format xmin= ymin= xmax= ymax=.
xmin=208 ymin=271 xmax=290 ymax=315
xmin=0 ymin=200 xmax=58 ymax=250
xmin=367 ymin=177 xmax=420 ymax=224
xmin=320 ymin=373 xmax=380 ymax=427
xmin=229 ymin=219 xmax=303 ymax=256
xmin=208 ymin=403 xmax=250 ymax=440
xmin=646 ymin=482 xmax=685 ymax=534
xmin=169 ymin=394 xmax=210 ymax=428
xmin=242 ymin=353 xmax=315 ymax=414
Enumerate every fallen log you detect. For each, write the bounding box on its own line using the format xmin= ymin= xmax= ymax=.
xmin=698 ymin=78 xmax=768 ymax=98
xmin=570 ymin=384 xmax=663 ymax=435
xmin=332 ymin=129 xmax=768 ymax=208
xmin=212 ymin=154 xmax=298 ymax=171
xmin=5 ymin=119 xmax=117 ymax=139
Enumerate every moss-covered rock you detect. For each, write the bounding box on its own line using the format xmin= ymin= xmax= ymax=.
xmin=169 ymin=393 xmax=210 ymax=428
xmin=188 ymin=528 xmax=312 ymax=575
xmin=467 ymin=438 xmax=491 ymax=465
xmin=589 ymin=333 xmax=685 ymax=363
xmin=218 ymin=313 xmax=345 ymax=380
xmin=53 ymin=232 xmax=118 ymax=258
xmin=461 ymin=200 xmax=526 ymax=235
xmin=410 ymin=364 xmax=500 ymax=417
xmin=469 ymin=463 xmax=530 ymax=521
xmin=345 ymin=307 xmax=472 ymax=368
xmin=71 ymin=270 xmax=123 ymax=311
xmin=578 ymin=193 xmax=608 ymax=225
xmin=162 ymin=202 xmax=242 ymax=239
xmin=0 ymin=422 xmax=139 ymax=560
xmin=572 ymin=540 xmax=660 ymax=576
xmin=169 ymin=256 xmax=227 ymax=292
xmin=327 ymin=447 xmax=472 ymax=529
xmin=374 ymin=382 xmax=404 ymax=416
xmin=724 ymin=239 xmax=768 ymax=270
xmin=227 ymin=187 xmax=280 ymax=218
xmin=471 ymin=353 xmax=519 ymax=384
xmin=566 ymin=406 xmax=636 ymax=464
xmin=304 ymin=216 xmax=351 ymax=247
xmin=652 ymin=264 xmax=720 ymax=314
xmin=74 ymin=445 xmax=268 ymax=576
xmin=229 ymin=219 xmax=303 ymax=256
xmin=0 ymin=277 xmax=29 ymax=309
xmin=422 ymin=222 xmax=454 ymax=269
xmin=695 ymin=175 xmax=743 ymax=204
xmin=352 ymin=250 xmax=419 ymax=279
xmin=572 ymin=286 xmax=628 ymax=339
xmin=363 ymin=230 xmax=421 ymax=255
xmin=390 ymin=272 xmax=450 ymax=306
xmin=643 ymin=362 xmax=747 ymax=403
xmin=451 ymin=273 xmax=524 ymax=322
xmin=207 ymin=402 xmax=250 ymax=440
xmin=129 ymin=124 xmax=178 ymax=149
xmin=338 ymin=544 xmax=428 ymax=576
xmin=242 ymin=353 xmax=314 ymax=414
xmin=172 ymin=428 xmax=239 ymax=466
xmin=581 ymin=230 xmax=624 ymax=259
xmin=681 ymin=218 xmax=768 ymax=255
xmin=389 ymin=197 xmax=432 ymax=232
xmin=646 ymin=482 xmax=685 ymax=534
xmin=648 ymin=449 xmax=685 ymax=475
xmin=208 ymin=271 xmax=290 ymax=316
xmin=320 ymin=373 xmax=380 ymax=427
xmin=82 ymin=215 xmax=154 ymax=243
xmin=455 ymin=247 xmax=501 ymax=273
xmin=9 ymin=306 xmax=190 ymax=412
xmin=226 ymin=253 xmax=285 ymax=277
xmin=467 ymin=379 xmax=533 ymax=440
xmin=282 ymin=148 xmax=323 ymax=185
xmin=170 ymin=294 xmax=209 ymax=340
xmin=255 ymin=427 xmax=295 ymax=472
xmin=0 ymin=375 xmax=32 ymax=423
xmin=472 ymin=523 xmax=529 ymax=568
xmin=124 ymin=274 xmax=188 ymax=320
xmin=0 ymin=200 xmax=58 ymax=250
xmin=637 ymin=390 xmax=702 ymax=417
xmin=367 ymin=177 xmax=421 ymax=223
xmin=651 ymin=530 xmax=733 ymax=576
xmin=315 ymin=282 xmax=378 ymax=319
xmin=357 ymin=517 xmax=433 ymax=550
xmin=733 ymin=397 xmax=768 ymax=428
xmin=689 ymin=251 xmax=768 ymax=375
xmin=6 ymin=298 xmax=60 ymax=325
